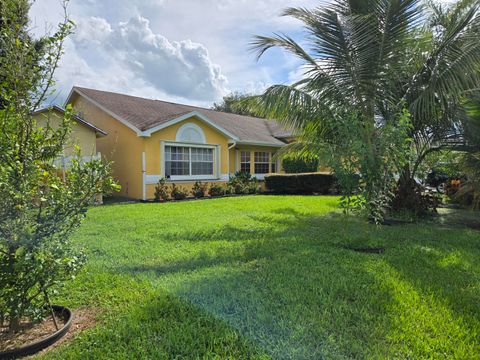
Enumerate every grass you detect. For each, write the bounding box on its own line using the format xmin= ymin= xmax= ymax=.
xmin=40 ymin=196 xmax=480 ymax=359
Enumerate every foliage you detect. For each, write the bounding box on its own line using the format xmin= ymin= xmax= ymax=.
xmin=454 ymin=95 xmax=480 ymax=209
xmin=265 ymin=173 xmax=335 ymax=195
xmin=0 ymin=0 xmax=118 ymax=332
xmin=191 ymin=181 xmax=209 ymax=198
xmin=170 ymin=184 xmax=189 ymax=201
xmin=41 ymin=197 xmax=480 ymax=359
xmin=420 ymin=151 xmax=463 ymax=182
xmin=228 ymin=171 xmax=259 ymax=195
xmin=208 ymin=184 xmax=226 ymax=197
xmin=282 ymin=154 xmax=319 ymax=174
xmin=154 ymin=178 xmax=169 ymax=202
xmin=248 ymin=0 xmax=480 ymax=221
xmin=212 ymin=92 xmax=260 ymax=117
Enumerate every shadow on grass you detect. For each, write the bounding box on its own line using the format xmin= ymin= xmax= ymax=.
xmin=71 ymin=206 xmax=480 ymax=359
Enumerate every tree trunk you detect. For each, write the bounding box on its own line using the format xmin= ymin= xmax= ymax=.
xmin=392 ymin=165 xmax=437 ymax=216
xmin=9 ymin=317 xmax=21 ymax=333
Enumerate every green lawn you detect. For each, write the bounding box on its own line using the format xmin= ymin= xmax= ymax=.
xmin=41 ymin=196 xmax=480 ymax=359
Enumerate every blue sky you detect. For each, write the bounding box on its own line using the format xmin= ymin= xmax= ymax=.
xmin=30 ymin=0 xmax=322 ymax=107
xmin=30 ymin=0 xmax=454 ymax=107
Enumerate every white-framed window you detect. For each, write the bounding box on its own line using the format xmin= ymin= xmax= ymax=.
xmin=254 ymin=152 xmax=270 ymax=174
xmin=165 ymin=145 xmax=214 ymax=179
xmin=240 ymin=151 xmax=251 ymax=174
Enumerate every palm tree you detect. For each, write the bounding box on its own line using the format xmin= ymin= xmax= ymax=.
xmin=250 ymin=0 xmax=480 ymax=216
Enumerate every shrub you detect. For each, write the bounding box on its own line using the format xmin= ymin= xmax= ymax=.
xmin=191 ymin=181 xmax=209 ymax=198
xmin=0 ymin=2 xmax=119 ymax=333
xmin=209 ymin=184 xmax=226 ymax=197
xmin=171 ymin=183 xmax=188 ymax=200
xmin=154 ymin=178 xmax=169 ymax=202
xmin=282 ymin=154 xmax=319 ymax=174
xmin=228 ymin=171 xmax=258 ymax=194
xmin=265 ymin=173 xmax=336 ymax=194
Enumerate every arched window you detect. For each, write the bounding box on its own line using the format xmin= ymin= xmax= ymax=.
xmin=176 ymin=123 xmax=206 ymax=144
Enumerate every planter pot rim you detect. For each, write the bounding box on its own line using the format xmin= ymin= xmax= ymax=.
xmin=0 ymin=305 xmax=73 ymax=360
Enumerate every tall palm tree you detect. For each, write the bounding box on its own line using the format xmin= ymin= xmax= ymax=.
xmin=250 ymin=0 xmax=480 ymax=214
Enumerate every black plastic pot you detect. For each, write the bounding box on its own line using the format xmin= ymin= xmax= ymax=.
xmin=0 ymin=305 xmax=73 ymax=360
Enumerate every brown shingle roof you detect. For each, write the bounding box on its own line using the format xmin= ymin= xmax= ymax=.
xmin=71 ymin=87 xmax=291 ymax=145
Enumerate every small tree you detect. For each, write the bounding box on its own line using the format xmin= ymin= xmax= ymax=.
xmin=0 ymin=0 xmax=118 ymax=332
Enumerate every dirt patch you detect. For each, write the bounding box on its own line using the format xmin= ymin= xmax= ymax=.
xmin=0 ymin=312 xmax=67 ymax=352
xmin=0 ymin=307 xmax=98 ymax=355
xmin=35 ymin=307 xmax=98 ymax=355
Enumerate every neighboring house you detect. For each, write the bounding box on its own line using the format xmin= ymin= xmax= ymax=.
xmin=32 ymin=105 xmax=107 ymax=163
xmin=65 ymin=86 xmax=292 ymax=200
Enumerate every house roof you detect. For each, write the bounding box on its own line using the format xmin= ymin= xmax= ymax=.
xmin=68 ymin=87 xmax=291 ymax=146
xmin=33 ymin=105 xmax=107 ymax=136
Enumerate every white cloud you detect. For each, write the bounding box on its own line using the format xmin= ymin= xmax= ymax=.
xmin=29 ymin=0 xmax=326 ymax=105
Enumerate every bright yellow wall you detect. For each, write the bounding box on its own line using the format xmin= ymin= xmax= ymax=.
xmin=33 ymin=110 xmax=97 ymax=157
xmin=144 ymin=117 xmax=230 ymax=175
xmin=69 ymin=96 xmax=144 ymax=199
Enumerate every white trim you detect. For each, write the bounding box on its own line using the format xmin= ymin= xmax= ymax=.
xmin=176 ymin=122 xmax=206 ymax=144
xmin=145 ymin=174 xmax=229 ymax=185
xmin=141 ymin=111 xmax=240 ymax=140
xmin=163 ymin=141 xmax=215 ymax=149
xmin=253 ymin=174 xmax=266 ymax=181
xmin=215 ymin=144 xmax=221 ymax=178
xmin=236 ymin=140 xmax=285 ymax=148
xmin=66 ymin=88 xmax=143 ymax=135
xmin=160 ymin=141 xmax=166 ymax=178
xmin=142 ymin=152 xmax=147 ymax=201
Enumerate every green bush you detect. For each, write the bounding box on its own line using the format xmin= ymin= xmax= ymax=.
xmin=154 ymin=178 xmax=169 ymax=202
xmin=192 ymin=181 xmax=209 ymax=198
xmin=171 ymin=184 xmax=188 ymax=200
xmin=228 ymin=172 xmax=259 ymax=194
xmin=209 ymin=184 xmax=226 ymax=197
xmin=282 ymin=154 xmax=319 ymax=174
xmin=265 ymin=173 xmax=336 ymax=194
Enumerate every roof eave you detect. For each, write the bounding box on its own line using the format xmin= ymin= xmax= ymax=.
xmin=140 ymin=111 xmax=240 ymax=141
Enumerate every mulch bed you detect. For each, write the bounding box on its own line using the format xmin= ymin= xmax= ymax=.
xmin=0 ymin=307 xmax=98 ymax=355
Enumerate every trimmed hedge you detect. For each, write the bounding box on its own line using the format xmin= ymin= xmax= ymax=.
xmin=265 ymin=173 xmax=336 ymax=195
xmin=282 ymin=155 xmax=319 ymax=174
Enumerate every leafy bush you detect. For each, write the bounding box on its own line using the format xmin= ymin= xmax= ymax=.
xmin=228 ymin=172 xmax=258 ymax=195
xmin=0 ymin=1 xmax=119 ymax=333
xmin=192 ymin=181 xmax=209 ymax=198
xmin=265 ymin=173 xmax=336 ymax=194
xmin=282 ymin=154 xmax=319 ymax=173
xmin=154 ymin=178 xmax=169 ymax=202
xmin=209 ymin=184 xmax=226 ymax=197
xmin=171 ymin=184 xmax=188 ymax=200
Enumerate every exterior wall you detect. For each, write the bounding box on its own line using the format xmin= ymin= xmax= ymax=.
xmin=69 ymin=96 xmax=144 ymax=199
xmin=230 ymin=145 xmax=282 ymax=176
xmin=144 ymin=117 xmax=231 ymax=200
xmin=68 ymin=94 xmax=287 ymax=201
xmin=33 ymin=110 xmax=97 ymax=157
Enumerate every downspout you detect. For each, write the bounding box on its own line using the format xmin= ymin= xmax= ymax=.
xmin=228 ymin=141 xmax=237 ymax=179
xmin=142 ymin=152 xmax=146 ymax=201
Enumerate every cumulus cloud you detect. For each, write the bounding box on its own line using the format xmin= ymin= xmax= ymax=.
xmin=29 ymin=0 xmax=325 ymax=105
xmin=50 ymin=15 xmax=229 ymax=105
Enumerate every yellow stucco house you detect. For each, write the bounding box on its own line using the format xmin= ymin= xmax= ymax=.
xmin=65 ymin=87 xmax=292 ymax=200
xmin=32 ymin=105 xmax=107 ymax=161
